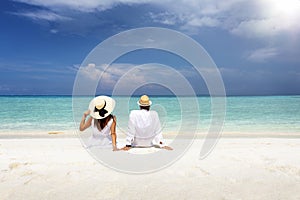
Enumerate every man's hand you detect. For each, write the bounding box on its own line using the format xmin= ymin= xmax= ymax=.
xmin=121 ymin=146 xmax=132 ymax=151
xmin=161 ymin=146 xmax=173 ymax=150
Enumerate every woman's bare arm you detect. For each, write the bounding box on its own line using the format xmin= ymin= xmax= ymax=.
xmin=79 ymin=110 xmax=92 ymax=131
xmin=110 ymin=116 xmax=118 ymax=151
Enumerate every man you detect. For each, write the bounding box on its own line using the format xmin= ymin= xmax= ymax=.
xmin=122 ymin=95 xmax=172 ymax=151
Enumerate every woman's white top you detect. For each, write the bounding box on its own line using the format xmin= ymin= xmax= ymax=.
xmin=85 ymin=118 xmax=113 ymax=148
xmin=126 ymin=110 xmax=165 ymax=147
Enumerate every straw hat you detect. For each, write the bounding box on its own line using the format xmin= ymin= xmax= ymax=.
xmin=89 ymin=96 xmax=115 ymax=119
xmin=137 ymin=95 xmax=152 ymax=106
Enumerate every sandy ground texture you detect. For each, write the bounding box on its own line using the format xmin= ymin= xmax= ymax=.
xmin=1 ymin=137 xmax=300 ymax=200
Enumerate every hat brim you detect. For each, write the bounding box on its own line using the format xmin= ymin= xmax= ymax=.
xmin=137 ymin=100 xmax=152 ymax=106
xmin=89 ymin=96 xmax=115 ymax=119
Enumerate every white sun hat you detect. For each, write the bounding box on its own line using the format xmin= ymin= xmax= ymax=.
xmin=89 ymin=96 xmax=115 ymax=119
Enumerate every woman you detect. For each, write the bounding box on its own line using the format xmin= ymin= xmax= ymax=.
xmin=79 ymin=96 xmax=118 ymax=151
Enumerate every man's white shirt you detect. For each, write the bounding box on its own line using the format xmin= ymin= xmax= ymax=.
xmin=126 ymin=109 xmax=165 ymax=147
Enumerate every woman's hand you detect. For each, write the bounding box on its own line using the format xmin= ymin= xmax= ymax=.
xmin=112 ymin=146 xmax=119 ymax=151
xmin=83 ymin=110 xmax=90 ymax=117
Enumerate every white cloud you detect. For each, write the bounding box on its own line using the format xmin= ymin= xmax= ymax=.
xmin=187 ymin=16 xmax=220 ymax=27
xmin=148 ymin=12 xmax=180 ymax=25
xmin=50 ymin=29 xmax=59 ymax=34
xmin=167 ymin=0 xmax=300 ymax=40
xmin=12 ymin=0 xmax=300 ymax=60
xmin=247 ymin=47 xmax=279 ymax=62
xmin=14 ymin=0 xmax=160 ymax=12
xmin=14 ymin=0 xmax=113 ymax=12
xmin=231 ymin=19 xmax=277 ymax=38
xmin=231 ymin=0 xmax=300 ymax=38
xmin=14 ymin=0 xmax=300 ymax=38
xmin=0 ymin=85 xmax=10 ymax=92
xmin=80 ymin=63 xmax=102 ymax=80
xmin=79 ymin=63 xmax=144 ymax=88
xmin=79 ymin=63 xmax=197 ymax=95
xmin=11 ymin=10 xmax=72 ymax=21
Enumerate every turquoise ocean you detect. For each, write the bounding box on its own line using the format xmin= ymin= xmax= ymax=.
xmin=0 ymin=95 xmax=299 ymax=136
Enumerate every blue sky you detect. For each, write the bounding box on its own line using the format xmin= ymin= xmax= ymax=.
xmin=0 ymin=0 xmax=300 ymax=95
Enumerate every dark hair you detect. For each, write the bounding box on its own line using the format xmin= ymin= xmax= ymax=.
xmin=95 ymin=114 xmax=113 ymax=129
xmin=140 ymin=106 xmax=150 ymax=111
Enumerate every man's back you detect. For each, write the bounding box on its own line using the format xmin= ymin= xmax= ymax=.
xmin=127 ymin=109 xmax=162 ymax=147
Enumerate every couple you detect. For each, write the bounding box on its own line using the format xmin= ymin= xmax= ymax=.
xmin=79 ymin=95 xmax=172 ymax=151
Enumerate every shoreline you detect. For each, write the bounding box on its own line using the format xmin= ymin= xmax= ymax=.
xmin=1 ymin=130 xmax=300 ymax=139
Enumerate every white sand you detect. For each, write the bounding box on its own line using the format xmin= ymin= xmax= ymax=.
xmin=1 ymin=137 xmax=300 ymax=200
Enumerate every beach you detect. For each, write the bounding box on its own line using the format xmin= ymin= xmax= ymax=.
xmin=1 ymin=136 xmax=300 ymax=200
xmin=1 ymin=95 xmax=299 ymax=199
